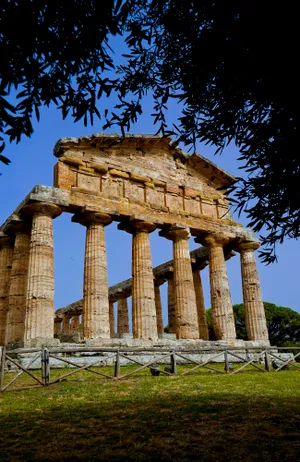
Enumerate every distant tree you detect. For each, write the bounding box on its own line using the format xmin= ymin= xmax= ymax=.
xmin=206 ymin=303 xmax=300 ymax=345
xmin=0 ymin=1 xmax=298 ymax=262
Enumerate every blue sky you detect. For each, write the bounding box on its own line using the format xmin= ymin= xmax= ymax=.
xmin=0 ymin=94 xmax=299 ymax=326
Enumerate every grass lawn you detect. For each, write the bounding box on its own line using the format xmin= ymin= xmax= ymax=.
xmin=0 ymin=366 xmax=299 ymax=461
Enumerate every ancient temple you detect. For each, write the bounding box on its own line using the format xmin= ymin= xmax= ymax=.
xmin=0 ymin=134 xmax=269 ymax=348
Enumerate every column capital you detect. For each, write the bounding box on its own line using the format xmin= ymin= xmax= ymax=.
xmin=118 ymin=219 xmax=156 ymax=234
xmin=159 ymin=225 xmax=190 ymax=241
xmin=195 ymin=232 xmax=231 ymax=247
xmin=72 ymin=211 xmax=112 ymax=227
xmin=22 ymin=202 xmax=62 ymax=219
xmin=235 ymin=240 xmax=260 ymax=253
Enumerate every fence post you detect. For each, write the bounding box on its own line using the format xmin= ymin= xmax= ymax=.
xmin=264 ymin=350 xmax=271 ymax=372
xmin=0 ymin=347 xmax=6 ymax=391
xmin=224 ymin=349 xmax=230 ymax=373
xmin=171 ymin=351 xmax=177 ymax=375
xmin=41 ymin=348 xmax=50 ymax=385
xmin=114 ymin=350 xmax=120 ymax=378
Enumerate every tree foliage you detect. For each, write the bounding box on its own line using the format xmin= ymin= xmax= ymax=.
xmin=206 ymin=303 xmax=300 ymax=345
xmin=0 ymin=1 xmax=299 ymax=262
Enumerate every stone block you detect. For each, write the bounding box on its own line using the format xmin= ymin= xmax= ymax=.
xmin=88 ymin=162 xmax=108 ymax=173
xmin=184 ymin=198 xmax=200 ymax=216
xmin=146 ymin=187 xmax=165 ymax=209
xmin=109 ymin=169 xmax=129 ymax=179
xmin=166 ymin=184 xmax=182 ymax=195
xmin=124 ymin=181 xmax=145 ymax=203
xmin=77 ymin=173 xmax=100 ymax=192
xmin=54 ymin=162 xmax=77 ymax=190
xmin=130 ymin=173 xmax=150 ymax=183
xmin=201 ymin=199 xmax=217 ymax=218
xmin=166 ymin=194 xmax=184 ymax=212
xmin=184 ymin=187 xmax=201 ymax=198
xmin=60 ymin=155 xmax=84 ymax=167
xmin=101 ymin=177 xmax=124 ymax=198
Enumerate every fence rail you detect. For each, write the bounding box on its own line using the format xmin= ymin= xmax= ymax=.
xmin=0 ymin=346 xmax=299 ymax=393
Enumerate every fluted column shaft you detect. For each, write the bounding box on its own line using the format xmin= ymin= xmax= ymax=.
xmin=117 ymin=298 xmax=129 ymax=334
xmin=54 ymin=320 xmax=62 ymax=336
xmin=203 ymin=234 xmax=236 ymax=340
xmin=83 ymin=221 xmax=110 ymax=339
xmin=23 ymin=203 xmax=61 ymax=342
xmin=6 ymin=231 xmax=30 ymax=344
xmin=161 ymin=227 xmax=199 ymax=339
xmin=0 ymin=237 xmax=13 ymax=345
xmin=237 ymin=242 xmax=269 ymax=341
xmin=193 ymin=270 xmax=209 ymax=340
xmin=109 ymin=301 xmax=115 ymax=337
xmin=154 ymin=285 xmax=164 ymax=338
xmin=167 ymin=279 xmax=176 ymax=334
xmin=71 ymin=314 xmax=81 ymax=332
xmin=132 ymin=224 xmax=157 ymax=340
xmin=119 ymin=220 xmax=157 ymax=340
xmin=62 ymin=314 xmax=71 ymax=334
xmin=73 ymin=212 xmax=112 ymax=339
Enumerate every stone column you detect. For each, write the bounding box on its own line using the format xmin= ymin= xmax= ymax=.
xmin=119 ymin=220 xmax=157 ymax=340
xmin=154 ymin=284 xmax=164 ymax=338
xmin=193 ymin=269 xmax=209 ymax=340
xmin=70 ymin=314 xmax=81 ymax=333
xmin=117 ymin=298 xmax=129 ymax=334
xmin=62 ymin=314 xmax=71 ymax=334
xmin=73 ymin=212 xmax=112 ymax=340
xmin=236 ymin=241 xmax=269 ymax=341
xmin=167 ymin=279 xmax=176 ymax=334
xmin=54 ymin=320 xmax=62 ymax=336
xmin=109 ymin=301 xmax=115 ymax=337
xmin=23 ymin=203 xmax=61 ymax=345
xmin=6 ymin=228 xmax=31 ymax=345
xmin=160 ymin=226 xmax=199 ymax=339
xmin=0 ymin=237 xmax=13 ymax=345
xmin=199 ymin=234 xmax=236 ymax=340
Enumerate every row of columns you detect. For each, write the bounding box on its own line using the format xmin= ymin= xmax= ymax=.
xmin=0 ymin=203 xmax=269 ymax=346
xmin=0 ymin=203 xmax=61 ymax=346
xmin=71 ymin=212 xmax=268 ymax=342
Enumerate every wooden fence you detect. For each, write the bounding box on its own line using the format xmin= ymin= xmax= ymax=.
xmin=0 ymin=346 xmax=299 ymax=393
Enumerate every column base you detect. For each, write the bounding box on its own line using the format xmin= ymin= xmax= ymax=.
xmin=23 ymin=337 xmax=61 ymax=348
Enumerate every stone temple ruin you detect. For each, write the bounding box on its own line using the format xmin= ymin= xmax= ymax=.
xmin=0 ymin=134 xmax=269 ymax=349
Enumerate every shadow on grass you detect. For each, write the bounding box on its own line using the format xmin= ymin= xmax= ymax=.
xmin=0 ymin=387 xmax=299 ymax=462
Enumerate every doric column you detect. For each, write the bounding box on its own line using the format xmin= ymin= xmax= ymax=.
xmin=167 ymin=279 xmax=176 ymax=334
xmin=109 ymin=301 xmax=115 ymax=337
xmin=70 ymin=314 xmax=81 ymax=333
xmin=73 ymin=212 xmax=112 ymax=339
xmin=22 ymin=203 xmax=61 ymax=344
xmin=54 ymin=320 xmax=62 ymax=336
xmin=154 ymin=284 xmax=164 ymax=338
xmin=6 ymin=226 xmax=31 ymax=345
xmin=193 ymin=269 xmax=209 ymax=340
xmin=160 ymin=226 xmax=199 ymax=339
xmin=118 ymin=220 xmax=157 ymax=340
xmin=62 ymin=314 xmax=71 ymax=334
xmin=0 ymin=237 xmax=13 ymax=345
xmin=117 ymin=298 xmax=129 ymax=334
xmin=198 ymin=234 xmax=236 ymax=340
xmin=236 ymin=241 xmax=269 ymax=341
